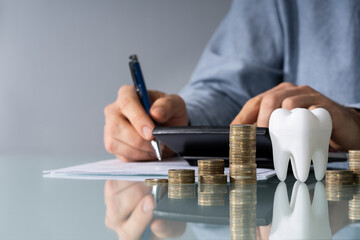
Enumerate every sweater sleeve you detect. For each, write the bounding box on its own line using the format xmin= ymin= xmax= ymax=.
xmin=179 ymin=0 xmax=285 ymax=126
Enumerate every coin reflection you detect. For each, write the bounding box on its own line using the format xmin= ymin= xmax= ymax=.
xmin=229 ymin=184 xmax=257 ymax=240
xmin=168 ymin=184 xmax=196 ymax=199
xmin=198 ymin=184 xmax=227 ymax=206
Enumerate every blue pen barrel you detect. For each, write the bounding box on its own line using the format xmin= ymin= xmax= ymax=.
xmin=133 ymin=62 xmax=152 ymax=115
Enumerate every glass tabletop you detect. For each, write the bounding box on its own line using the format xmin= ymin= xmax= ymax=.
xmin=2 ymin=155 xmax=359 ymax=239
xmin=103 ymin=174 xmax=360 ymax=240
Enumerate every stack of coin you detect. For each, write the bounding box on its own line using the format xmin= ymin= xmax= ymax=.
xmin=198 ymin=184 xmax=227 ymax=206
xmin=168 ymin=184 xmax=196 ymax=199
xmin=198 ymin=159 xmax=225 ymax=176
xmin=349 ymin=150 xmax=360 ymax=184
xmin=168 ymin=169 xmax=195 ymax=184
xmin=199 ymin=174 xmax=227 ymax=184
xmin=326 ymin=184 xmax=354 ymax=201
xmin=349 ymin=186 xmax=360 ymax=221
xmin=144 ymin=178 xmax=168 ymax=186
xmin=325 ymin=170 xmax=354 ymax=185
xmin=229 ymin=184 xmax=257 ymax=240
xmin=229 ymin=124 xmax=257 ymax=184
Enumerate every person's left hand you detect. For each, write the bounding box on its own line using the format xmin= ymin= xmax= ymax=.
xmin=104 ymin=180 xmax=186 ymax=240
xmin=231 ymin=82 xmax=360 ymax=151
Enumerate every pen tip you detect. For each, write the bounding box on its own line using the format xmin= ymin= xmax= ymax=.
xmin=151 ymin=140 xmax=162 ymax=161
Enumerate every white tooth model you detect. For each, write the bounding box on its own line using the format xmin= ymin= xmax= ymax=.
xmin=269 ymin=108 xmax=332 ymax=182
xmin=269 ymin=181 xmax=332 ymax=240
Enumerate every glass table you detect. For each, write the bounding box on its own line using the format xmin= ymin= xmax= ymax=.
xmin=2 ymin=156 xmax=359 ymax=239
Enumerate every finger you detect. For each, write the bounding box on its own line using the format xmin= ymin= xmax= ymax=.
xmin=281 ymin=94 xmax=322 ymax=110
xmin=105 ymin=183 xmax=151 ymax=230
xmin=104 ymin=180 xmax=137 ymax=203
xmin=121 ymin=195 xmax=155 ymax=240
xmin=231 ymin=96 xmax=262 ymax=125
xmin=104 ymin=134 xmax=156 ymax=161
xmin=148 ymin=90 xmax=165 ymax=102
xmin=104 ymin=114 xmax=153 ymax=152
xmin=150 ymin=95 xmax=187 ymax=125
xmin=151 ymin=219 xmax=186 ymax=238
xmin=256 ymin=87 xmax=306 ymax=127
xmin=231 ymin=82 xmax=298 ymax=125
xmin=117 ymin=85 xmax=155 ymax=140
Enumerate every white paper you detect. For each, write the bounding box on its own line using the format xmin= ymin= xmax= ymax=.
xmin=43 ymin=157 xmax=276 ymax=181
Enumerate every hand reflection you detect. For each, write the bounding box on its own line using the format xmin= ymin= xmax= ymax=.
xmin=104 ymin=180 xmax=186 ymax=240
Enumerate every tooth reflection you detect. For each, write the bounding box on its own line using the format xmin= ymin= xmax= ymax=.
xmin=270 ymin=181 xmax=331 ymax=240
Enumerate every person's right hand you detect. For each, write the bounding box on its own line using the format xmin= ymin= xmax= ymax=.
xmin=104 ymin=85 xmax=188 ymax=162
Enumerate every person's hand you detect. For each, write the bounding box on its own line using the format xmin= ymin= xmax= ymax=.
xmin=231 ymin=82 xmax=360 ymax=150
xmin=104 ymin=180 xmax=186 ymax=240
xmin=104 ymin=85 xmax=189 ymax=161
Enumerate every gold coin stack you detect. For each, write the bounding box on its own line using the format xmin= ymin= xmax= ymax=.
xmin=144 ymin=178 xmax=168 ymax=186
xmin=198 ymin=183 xmax=228 ymax=206
xmin=325 ymin=184 xmax=354 ymax=201
xmin=325 ymin=170 xmax=354 ymax=185
xmin=349 ymin=186 xmax=360 ymax=221
xmin=349 ymin=150 xmax=360 ymax=184
xmin=198 ymin=159 xmax=225 ymax=176
xmin=199 ymin=174 xmax=227 ymax=184
xmin=229 ymin=184 xmax=257 ymax=240
xmin=168 ymin=169 xmax=195 ymax=184
xmin=229 ymin=125 xmax=257 ymax=184
xmin=168 ymin=169 xmax=195 ymax=199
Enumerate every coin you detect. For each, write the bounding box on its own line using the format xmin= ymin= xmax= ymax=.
xmin=348 ymin=150 xmax=360 ymax=185
xmin=229 ymin=124 xmax=257 ymax=186
xmin=144 ymin=178 xmax=168 ymax=186
xmin=168 ymin=169 xmax=195 ymax=184
xmin=198 ymin=159 xmax=225 ymax=176
xmin=199 ymin=174 xmax=227 ymax=184
xmin=326 ymin=170 xmax=354 ymax=185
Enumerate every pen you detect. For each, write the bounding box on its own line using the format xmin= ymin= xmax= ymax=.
xmin=129 ymin=54 xmax=162 ymax=161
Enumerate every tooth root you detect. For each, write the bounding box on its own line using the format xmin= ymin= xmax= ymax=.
xmin=312 ymin=148 xmax=328 ymax=181
xmin=273 ymin=146 xmax=290 ymax=182
xmin=290 ymin=155 xmax=298 ymax=180
xmin=291 ymin=150 xmax=312 ymax=182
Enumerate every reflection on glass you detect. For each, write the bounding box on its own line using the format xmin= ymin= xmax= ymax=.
xmin=270 ymin=181 xmax=331 ymax=240
xmin=104 ymin=180 xmax=186 ymax=240
xmin=229 ymin=184 xmax=257 ymax=240
xmin=349 ymin=185 xmax=360 ymax=221
xmin=198 ymin=184 xmax=227 ymax=206
xmin=326 ymin=184 xmax=354 ymax=201
xmin=168 ymin=183 xmax=196 ymax=199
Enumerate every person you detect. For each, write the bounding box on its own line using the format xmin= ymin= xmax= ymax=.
xmin=104 ymin=0 xmax=360 ymax=162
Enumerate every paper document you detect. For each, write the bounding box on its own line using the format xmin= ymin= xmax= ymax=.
xmin=43 ymin=157 xmax=276 ymax=181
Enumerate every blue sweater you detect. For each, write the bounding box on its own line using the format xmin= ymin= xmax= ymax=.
xmin=179 ymin=0 xmax=360 ymax=125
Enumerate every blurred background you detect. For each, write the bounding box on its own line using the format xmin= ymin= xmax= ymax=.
xmin=0 ymin=0 xmax=231 ymax=161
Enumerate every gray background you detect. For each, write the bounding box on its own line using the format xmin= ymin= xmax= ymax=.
xmin=0 ymin=0 xmax=231 ymax=161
